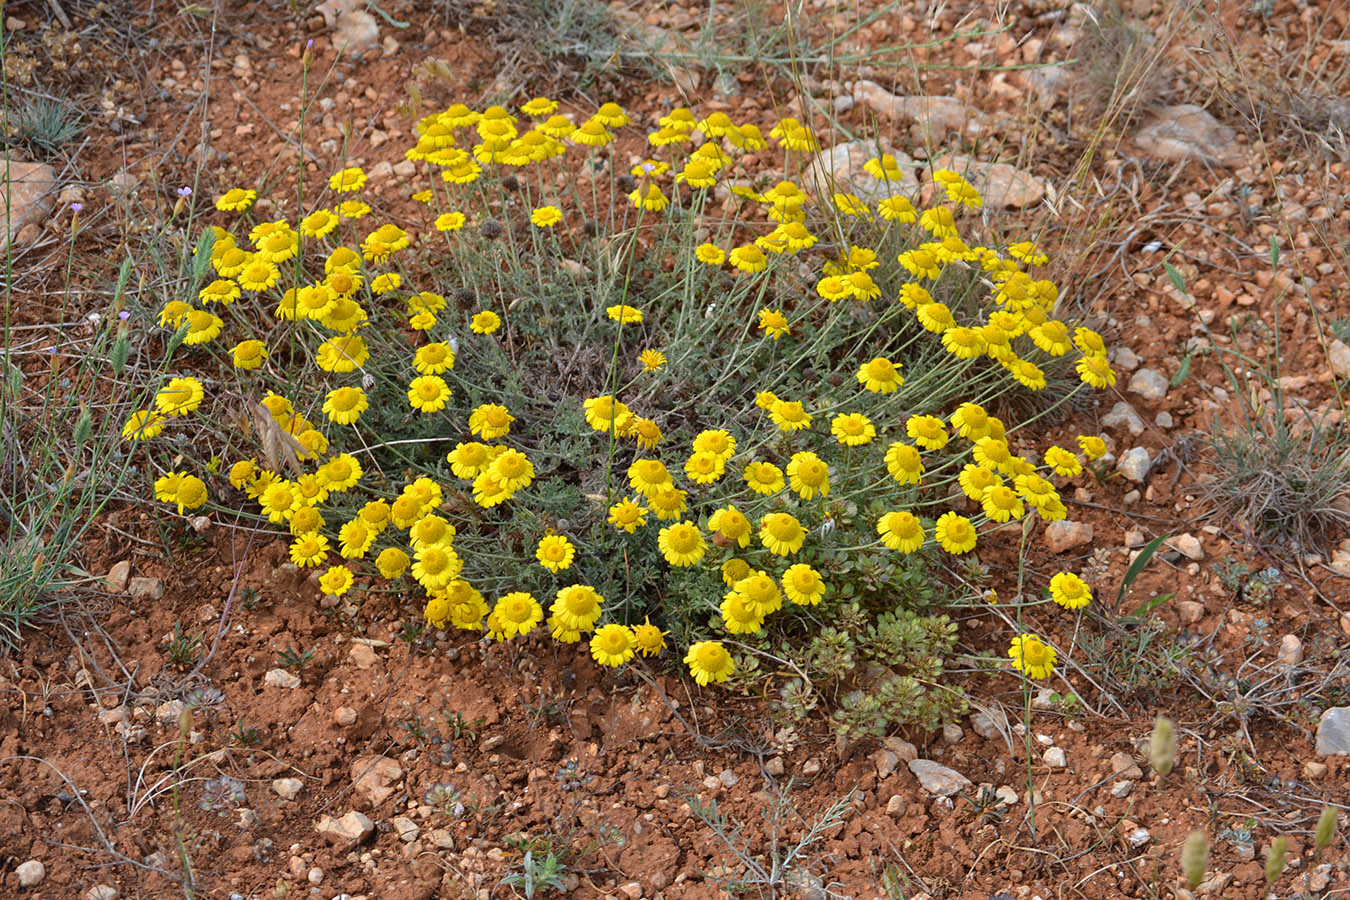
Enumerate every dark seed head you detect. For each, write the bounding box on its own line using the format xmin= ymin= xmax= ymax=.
xmin=582 ymin=220 xmax=600 ymax=238
xmin=479 ymin=219 xmax=503 ymax=240
xmin=500 ymin=175 xmax=520 ymax=192
xmin=616 ymin=174 xmax=637 ymax=193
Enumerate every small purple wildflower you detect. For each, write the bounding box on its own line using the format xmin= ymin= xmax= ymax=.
xmin=177 ymin=186 xmax=193 ymax=197
xmin=70 ymin=202 xmax=84 ymax=213
xmin=118 ymin=310 xmax=131 ymax=320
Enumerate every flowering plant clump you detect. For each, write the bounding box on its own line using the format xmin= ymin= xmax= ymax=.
xmin=119 ymin=98 xmax=1116 ymax=735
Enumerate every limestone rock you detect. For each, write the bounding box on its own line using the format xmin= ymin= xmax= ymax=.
xmin=1316 ymin=707 xmax=1350 ymax=756
xmin=1103 ymin=401 xmax=1146 ymax=436
xmin=1043 ymin=746 xmax=1067 ymax=768
xmin=1128 ymin=368 xmax=1169 ymax=402
xmin=316 ymin=810 xmax=374 ymax=844
xmin=393 ymin=816 xmax=420 ymax=842
xmin=16 ymin=860 xmax=45 ymax=887
xmin=105 ymin=560 xmax=131 ymax=592
xmin=810 ymin=140 xmax=917 ymax=204
xmin=852 ymin=81 xmax=988 ymax=138
xmin=263 ymin=668 xmax=301 ymax=689
xmin=86 ymin=887 xmax=119 ymax=900
xmin=1110 ymin=751 xmax=1143 ymax=779
xmin=0 ymin=158 xmax=57 ymax=251
xmin=1329 ymin=339 xmax=1350 ymax=379
xmin=272 ymin=778 xmax=303 ymax=800
xmin=1045 ymin=519 xmax=1094 ymax=553
xmin=1278 ymin=634 xmax=1304 ymax=666
xmin=874 ymin=749 xmax=900 ymax=780
xmin=351 ymin=755 xmax=403 ymax=807
xmin=907 ymin=759 xmax=971 ymax=797
xmin=933 ymin=153 xmax=1046 ymax=209
xmin=885 ymin=794 xmax=907 ymax=817
xmin=1118 ymin=447 xmax=1152 ymax=483
xmin=1176 ymin=600 xmax=1205 ymax=625
xmin=1166 ymin=532 xmax=1204 ymax=561
xmin=127 ymin=576 xmax=164 ymax=602
xmin=1134 ymin=105 xmax=1247 ymax=166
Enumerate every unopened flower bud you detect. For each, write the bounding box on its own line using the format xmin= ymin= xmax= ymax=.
xmin=1149 ymin=715 xmax=1177 ymax=777
xmin=1315 ymin=805 xmax=1338 ymax=851
xmin=1181 ymin=830 xmax=1208 ymax=889
xmin=1264 ymin=835 xmax=1287 ymax=885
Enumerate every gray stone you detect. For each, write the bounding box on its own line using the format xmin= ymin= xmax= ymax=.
xmin=1330 ymin=339 xmax=1350 ymax=379
xmin=718 ymin=769 xmax=739 ymax=787
xmin=393 ymin=816 xmax=420 ymax=842
xmin=1109 ymin=751 xmax=1143 ymax=779
xmin=852 ymin=81 xmax=988 ymax=138
xmin=16 ymin=860 xmax=45 ymax=887
xmin=1118 ymin=447 xmax=1152 ymax=483
xmin=1167 ymin=532 xmax=1204 ymax=561
xmin=907 ymin=759 xmax=971 ymax=797
xmin=942 ymin=723 xmax=964 ymax=745
xmin=882 ymin=737 xmax=917 ymax=761
xmin=86 ymin=887 xmax=119 ymax=900
xmin=874 ymin=749 xmax=900 ymax=780
xmin=105 ymin=561 xmax=131 ymax=592
xmin=351 ymin=755 xmax=403 ymax=807
xmin=127 ymin=576 xmax=164 ymax=602
xmin=1316 ymin=707 xmax=1350 ymax=756
xmin=1134 ymin=104 xmax=1247 ymax=166
xmin=428 ymin=827 xmax=455 ymax=849
xmin=1154 ymin=411 xmax=1174 ymax=428
xmin=764 ymin=756 xmax=785 ymax=777
xmin=995 ymin=785 xmax=1018 ymax=805
xmin=1110 ymin=781 xmax=1133 ymax=798
xmin=809 ymin=139 xmax=917 ymax=204
xmin=315 ymin=810 xmax=374 ymax=845
xmin=1128 ymin=368 xmax=1169 ymax=402
xmin=801 ymin=758 xmax=822 ymax=775
xmin=1043 ymin=747 xmax=1067 ymax=768
xmin=0 ymin=158 xmax=57 ymax=251
xmin=969 ymin=710 xmax=1002 ymax=739
xmin=1278 ymin=634 xmax=1304 ymax=667
xmin=263 ymin=668 xmax=301 ymax=689
xmin=1045 ymin=519 xmax=1094 ymax=553
xmin=272 ymin=778 xmax=303 ymax=800
xmin=885 ymin=794 xmax=907 ymax=817
xmin=933 ymin=153 xmax=1046 ymax=209
xmin=1176 ymin=600 xmax=1205 ymax=625
xmin=1197 ymin=872 xmax=1234 ymax=895
xmin=1124 ymin=530 xmax=1147 ymax=548
xmin=1103 ymin=401 xmax=1146 ymax=436
xmin=1113 ymin=346 xmax=1141 ymax=371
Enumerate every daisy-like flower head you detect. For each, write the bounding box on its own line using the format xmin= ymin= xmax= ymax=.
xmin=414 ymin=341 xmax=456 ymax=375
xmin=590 ymin=624 xmax=636 ymax=667
xmin=323 ymin=386 xmax=368 ymax=425
xmin=289 ymin=532 xmax=329 ymax=568
xmin=183 ymin=309 xmax=223 ymax=345
xmin=376 ymin=547 xmax=410 ymax=580
xmin=658 ymin=521 xmax=706 ymax=567
xmin=684 ymin=640 xmax=735 ymax=686
xmin=318 ymin=564 xmax=355 ymax=597
xmin=1049 ymin=571 xmax=1092 ymax=610
xmin=216 ymin=188 xmax=256 ymax=212
xmin=493 ymin=591 xmax=543 ymax=639
xmin=884 ymin=442 xmax=925 ymax=486
xmin=630 ymin=184 xmax=669 ymax=212
xmin=315 ymin=335 xmax=370 ymax=373
xmin=695 ymin=243 xmax=726 ymax=266
xmin=409 ymin=514 xmax=455 ymax=551
xmin=466 ymin=310 xmax=501 ymax=336
xmin=329 ymin=167 xmax=367 ymax=193
xmin=877 ymin=511 xmax=925 ymax=554
xmin=319 ymin=453 xmax=363 ymax=492
xmin=959 ymin=464 xmax=1002 ymax=501
xmin=155 ymin=376 xmax=205 ymax=417
xmin=489 ymin=448 xmax=534 ymax=493
xmin=728 ymin=244 xmax=767 ymax=274
xmin=758 ymin=308 xmax=790 ymax=339
xmin=707 ymin=505 xmax=752 ymax=548
xmin=231 ymin=339 xmax=267 ymax=371
xmin=536 ymin=534 xmax=575 ymax=572
xmin=982 ymin=485 xmax=1025 ymax=522
xmin=607 ymin=497 xmax=647 ymax=533
xmin=831 ymin=412 xmax=876 ymax=446
xmin=551 ymin=584 xmax=603 ymax=632
xmin=684 ymin=450 xmax=726 ymax=485
xmin=786 ymin=451 xmax=830 ymax=499
xmin=628 ymin=458 xmax=673 ymax=497
xmin=692 ymin=428 xmax=735 ymax=460
xmin=299 ymin=208 xmax=339 ymax=239
xmin=857 ymin=356 xmax=903 ymax=393
xmin=531 ymin=205 xmax=563 ymax=228
xmin=743 ymin=460 xmax=785 ymax=495
xmin=1077 ymin=434 xmax=1108 ymax=460
xmin=934 ymin=511 xmax=978 ymax=554
xmin=123 ymin=409 xmax=166 ymax=442
xmin=1042 ymin=445 xmax=1083 ymax=477
xmin=759 ymin=512 xmax=805 ymax=556
xmin=633 ymin=618 xmax=667 ymax=657
xmin=408 ymin=375 xmax=451 ymax=414
xmin=950 ymin=402 xmax=990 ymax=441
xmin=916 ymin=301 xmax=956 ymax=334
xmin=720 ymin=591 xmax=766 ymax=634
xmin=469 ymin=403 xmax=514 ymax=439
xmin=1009 ymin=633 xmax=1056 ymax=680
xmin=904 ymin=414 xmax=949 ymax=451
xmin=769 ymin=399 xmax=812 ymax=433
xmin=1076 ymin=355 xmax=1117 ymax=389
xmin=637 ymin=348 xmax=666 ymax=372
xmin=607 ymin=304 xmax=643 ymax=325
xmin=782 ymin=563 xmax=826 ymax=606
xmin=583 ymin=394 xmax=633 ymax=434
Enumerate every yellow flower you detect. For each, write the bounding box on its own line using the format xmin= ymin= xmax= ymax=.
xmin=319 ymin=453 xmax=363 ymax=492
xmin=607 ymin=497 xmax=647 ymax=533
xmin=934 ymin=511 xmax=977 ymax=554
xmin=182 ymin=309 xmax=223 ymax=345
xmin=413 ymin=544 xmax=464 ymax=591
xmin=229 ymin=339 xmax=267 ymax=370
xmin=877 ymin=511 xmax=924 ymax=553
xmin=628 ymin=458 xmax=673 ymax=497
xmin=1043 ymin=445 xmax=1083 ymax=477
xmin=637 ymin=348 xmax=666 ymax=372
xmin=897 ymin=248 xmax=942 ymax=280
xmin=470 ymin=310 xmax=501 ymax=334
xmin=878 ymin=195 xmax=917 ymax=222
xmin=607 ymin=304 xmax=643 ymax=324
xmin=590 ymin=624 xmax=636 ymax=667
xmin=630 ymin=184 xmax=669 ymax=211
xmin=782 ymin=564 xmax=826 ymax=606
xmin=329 ymin=167 xmax=367 ymax=193
xmin=469 ymin=403 xmax=513 ymax=439
xmin=155 ymin=471 xmax=208 ymax=514
xmin=831 ymin=412 xmax=875 ymax=446
xmin=583 ymin=395 xmax=633 ymax=433
xmin=299 ymin=208 xmax=339 ymax=238
xmin=658 ymin=521 xmax=706 ymax=567
xmin=376 ymin=547 xmax=410 ymax=579
xmin=318 ymin=386 xmax=364 ymax=425
xmin=720 ymin=591 xmax=765 ymax=634
xmin=413 ymin=342 xmax=455 ymax=375
xmin=916 ymin=301 xmax=956 ymax=334
xmin=289 ymin=532 xmax=329 ymax=568
xmin=1049 ymin=572 xmax=1092 ymax=610
xmin=684 ymin=640 xmax=734 ymax=686
xmin=489 ymin=448 xmax=533 ymax=493
xmin=695 ymin=243 xmax=726 ymax=266
xmin=743 ymin=460 xmax=785 ymax=495
xmin=759 ymin=512 xmax=805 ymax=556
xmin=155 ymin=376 xmax=205 ymax=417
xmin=338 ymin=519 xmax=376 ymax=559
xmin=982 ymin=486 xmax=1024 ymax=522
xmin=769 ymin=399 xmax=811 ymax=432
xmin=1009 ymin=633 xmax=1056 ymax=680
xmin=959 ymin=464 xmax=1002 ymax=501
xmin=493 ymin=592 xmax=543 ymax=639
xmin=693 ymin=428 xmax=735 ymax=460
xmin=315 ymin=335 xmax=370 ymax=373
xmin=337 ymin=200 xmax=371 ymax=219
xmin=728 ymin=244 xmax=767 ymax=273
xmin=531 ymin=205 xmax=563 ymax=228
xmin=786 ymin=451 xmax=829 ymax=499
xmin=707 ymin=506 xmax=752 ymax=548
xmin=950 ymin=402 xmax=991 ymax=440
xmin=1076 ymin=355 xmax=1117 ymax=389
xmin=215 ymin=188 xmax=256 ymax=212
xmin=1077 ymin=434 xmax=1108 ymax=460
xmin=684 ymin=450 xmax=726 ymax=485
xmin=633 ymin=618 xmax=667 ymax=657
xmin=551 ymin=584 xmax=603 ymax=633
xmin=758 ymin=308 xmax=790 ymax=339
xmin=857 ymin=356 xmax=902 ymax=393
xmin=593 ymin=102 xmax=630 ymax=127
xmin=318 ymin=564 xmax=355 ymax=596
xmin=521 ymin=96 xmax=558 ymax=117
xmin=408 ymin=375 xmax=452 ymax=414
